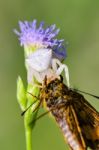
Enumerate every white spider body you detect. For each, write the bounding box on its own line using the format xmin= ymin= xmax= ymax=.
xmin=26 ymin=48 xmax=70 ymax=87
xmin=26 ymin=49 xmax=52 ymax=72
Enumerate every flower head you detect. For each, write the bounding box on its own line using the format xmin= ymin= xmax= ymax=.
xmin=14 ymin=20 xmax=67 ymax=59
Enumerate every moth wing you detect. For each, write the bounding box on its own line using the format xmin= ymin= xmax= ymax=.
xmin=57 ymin=105 xmax=86 ymax=150
xmin=73 ymin=97 xmax=99 ymax=149
xmin=67 ymin=105 xmax=87 ymax=150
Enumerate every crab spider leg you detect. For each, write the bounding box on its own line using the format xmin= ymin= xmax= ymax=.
xmin=52 ymin=58 xmax=62 ymax=72
xmin=56 ymin=64 xmax=70 ymax=87
xmin=27 ymin=66 xmax=43 ymax=84
xmin=52 ymin=58 xmax=70 ymax=87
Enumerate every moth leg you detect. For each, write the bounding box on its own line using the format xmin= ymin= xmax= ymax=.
xmin=69 ymin=146 xmax=74 ymax=150
xmin=52 ymin=58 xmax=70 ymax=87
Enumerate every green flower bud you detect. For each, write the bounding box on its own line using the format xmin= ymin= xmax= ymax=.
xmin=25 ymin=84 xmax=40 ymax=129
xmin=17 ymin=76 xmax=27 ymax=110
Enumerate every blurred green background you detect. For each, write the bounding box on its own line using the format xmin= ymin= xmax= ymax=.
xmin=0 ymin=0 xmax=99 ymax=150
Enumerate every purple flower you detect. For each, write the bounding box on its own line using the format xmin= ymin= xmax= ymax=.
xmin=14 ymin=20 xmax=67 ymax=59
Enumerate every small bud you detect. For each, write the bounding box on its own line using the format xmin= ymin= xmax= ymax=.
xmin=24 ymin=84 xmax=40 ymax=128
xmin=17 ymin=76 xmax=27 ymax=110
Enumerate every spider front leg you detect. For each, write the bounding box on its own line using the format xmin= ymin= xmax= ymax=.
xmin=27 ymin=66 xmax=43 ymax=84
xmin=52 ymin=58 xmax=70 ymax=87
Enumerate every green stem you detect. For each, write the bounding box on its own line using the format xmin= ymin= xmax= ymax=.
xmin=25 ymin=127 xmax=32 ymax=150
xmin=23 ymin=86 xmax=40 ymax=150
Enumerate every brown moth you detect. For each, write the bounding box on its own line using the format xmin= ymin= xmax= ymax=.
xmin=39 ymin=76 xmax=99 ymax=150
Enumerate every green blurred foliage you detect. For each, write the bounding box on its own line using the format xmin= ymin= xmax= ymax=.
xmin=0 ymin=0 xmax=99 ymax=150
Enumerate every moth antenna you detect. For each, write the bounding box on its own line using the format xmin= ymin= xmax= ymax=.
xmin=21 ymin=92 xmax=39 ymax=116
xmin=27 ymin=92 xmax=39 ymax=99
xmin=21 ymin=100 xmax=39 ymax=116
xmin=73 ymin=89 xmax=99 ymax=99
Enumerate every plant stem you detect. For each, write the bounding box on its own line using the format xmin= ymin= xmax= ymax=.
xmin=25 ymin=127 xmax=32 ymax=150
xmin=24 ymin=86 xmax=40 ymax=150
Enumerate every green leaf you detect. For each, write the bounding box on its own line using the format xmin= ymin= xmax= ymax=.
xmin=17 ymin=76 xmax=27 ymax=110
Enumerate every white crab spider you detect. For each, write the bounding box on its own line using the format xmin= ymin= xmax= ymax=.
xmin=26 ymin=48 xmax=70 ymax=87
xmin=26 ymin=49 xmax=52 ymax=72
